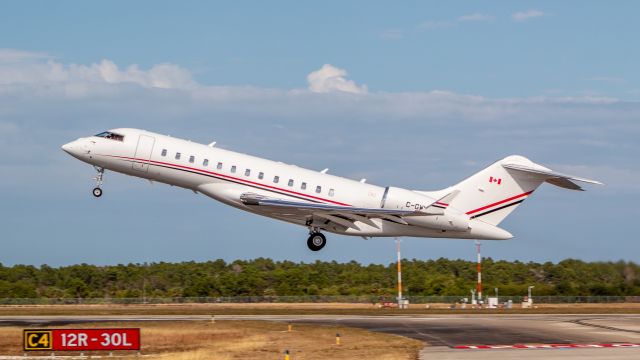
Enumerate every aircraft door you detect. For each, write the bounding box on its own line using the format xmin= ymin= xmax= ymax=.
xmin=132 ymin=135 xmax=156 ymax=172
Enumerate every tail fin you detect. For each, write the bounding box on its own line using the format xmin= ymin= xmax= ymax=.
xmin=431 ymin=155 xmax=601 ymax=226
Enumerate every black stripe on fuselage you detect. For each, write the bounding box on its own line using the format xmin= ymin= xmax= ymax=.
xmin=122 ymin=159 xmax=324 ymax=204
xmin=469 ymin=199 xmax=525 ymax=219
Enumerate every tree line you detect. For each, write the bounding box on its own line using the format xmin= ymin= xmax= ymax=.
xmin=0 ymin=258 xmax=638 ymax=299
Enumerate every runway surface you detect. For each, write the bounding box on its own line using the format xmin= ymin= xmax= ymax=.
xmin=2 ymin=314 xmax=639 ymax=359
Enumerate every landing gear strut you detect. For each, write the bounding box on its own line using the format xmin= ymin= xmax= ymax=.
xmin=92 ymin=166 xmax=104 ymax=198
xmin=307 ymin=232 xmax=326 ymax=251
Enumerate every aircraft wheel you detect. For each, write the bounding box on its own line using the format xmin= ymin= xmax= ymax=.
xmin=307 ymin=232 xmax=326 ymax=251
xmin=92 ymin=187 xmax=103 ymax=197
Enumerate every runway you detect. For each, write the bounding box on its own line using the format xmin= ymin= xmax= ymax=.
xmin=2 ymin=314 xmax=639 ymax=359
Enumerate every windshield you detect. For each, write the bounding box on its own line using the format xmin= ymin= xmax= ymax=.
xmin=95 ymin=131 xmax=124 ymax=141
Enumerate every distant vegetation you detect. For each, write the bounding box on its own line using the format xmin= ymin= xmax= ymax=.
xmin=0 ymin=258 xmax=638 ymax=299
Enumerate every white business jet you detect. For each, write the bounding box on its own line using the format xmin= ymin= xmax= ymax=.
xmin=62 ymin=128 xmax=601 ymax=251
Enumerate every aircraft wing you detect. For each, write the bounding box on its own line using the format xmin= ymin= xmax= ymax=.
xmin=240 ymin=192 xmax=452 ymax=231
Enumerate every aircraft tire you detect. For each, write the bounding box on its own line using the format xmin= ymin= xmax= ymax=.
xmin=92 ymin=187 xmax=103 ymax=197
xmin=307 ymin=233 xmax=326 ymax=251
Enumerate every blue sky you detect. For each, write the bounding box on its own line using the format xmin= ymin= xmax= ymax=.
xmin=0 ymin=1 xmax=639 ymax=266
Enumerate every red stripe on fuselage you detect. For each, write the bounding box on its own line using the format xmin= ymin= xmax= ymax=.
xmin=465 ymin=191 xmax=533 ymax=215
xmin=101 ymin=154 xmax=352 ymax=206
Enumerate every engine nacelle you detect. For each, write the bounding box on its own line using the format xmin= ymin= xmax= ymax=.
xmin=381 ymin=186 xmax=469 ymax=232
xmin=405 ymin=214 xmax=470 ymax=232
xmin=381 ymin=186 xmax=438 ymax=212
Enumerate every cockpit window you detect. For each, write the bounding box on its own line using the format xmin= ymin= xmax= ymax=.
xmin=95 ymin=131 xmax=124 ymax=142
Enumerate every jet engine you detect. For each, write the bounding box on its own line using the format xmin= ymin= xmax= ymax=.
xmin=381 ymin=186 xmax=469 ymax=232
xmin=381 ymin=186 xmax=437 ymax=212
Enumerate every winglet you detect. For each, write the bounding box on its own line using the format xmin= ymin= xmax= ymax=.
xmin=424 ymin=190 xmax=460 ymax=215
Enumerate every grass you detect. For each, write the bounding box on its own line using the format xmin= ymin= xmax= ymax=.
xmin=0 ymin=321 xmax=423 ymax=359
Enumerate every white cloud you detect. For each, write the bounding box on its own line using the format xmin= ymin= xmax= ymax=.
xmin=306 ymin=64 xmax=368 ymax=94
xmin=512 ymin=10 xmax=544 ymax=22
xmin=0 ymin=48 xmax=51 ymax=63
xmin=458 ymin=13 xmax=494 ymax=22
xmin=0 ymin=54 xmax=195 ymax=90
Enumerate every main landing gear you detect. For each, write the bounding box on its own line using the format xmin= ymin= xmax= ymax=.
xmin=307 ymin=231 xmax=326 ymax=251
xmin=92 ymin=166 xmax=104 ymax=198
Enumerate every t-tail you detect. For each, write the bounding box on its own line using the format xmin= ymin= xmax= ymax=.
xmin=424 ymin=155 xmax=602 ymax=229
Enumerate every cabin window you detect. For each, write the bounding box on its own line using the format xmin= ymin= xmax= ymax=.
xmin=315 ymin=186 xmax=322 ymax=194
xmin=231 ymin=166 xmax=237 ymax=173
xmin=288 ymin=179 xmax=294 ymax=187
xmin=245 ymin=169 xmax=251 ymax=176
xmin=95 ymin=131 xmax=124 ymax=141
xmin=273 ymin=176 xmax=279 ymax=183
xmin=329 ymin=188 xmax=335 ymax=197
xmin=203 ymin=159 xmax=209 ymax=166
xmin=189 ymin=155 xmax=195 ymax=164
xmin=217 ymin=162 xmax=222 ymax=170
xmin=301 ymin=182 xmax=307 ymax=190
xmin=161 ymin=149 xmax=167 ymax=157
xmin=175 ymin=152 xmax=181 ymax=160
xmin=258 ymin=172 xmax=264 ymax=180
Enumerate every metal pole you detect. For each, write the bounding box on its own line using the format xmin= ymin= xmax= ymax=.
xmin=142 ymin=262 xmax=147 ymax=304
xmin=475 ymin=240 xmax=482 ymax=303
xmin=396 ymin=237 xmax=402 ymax=308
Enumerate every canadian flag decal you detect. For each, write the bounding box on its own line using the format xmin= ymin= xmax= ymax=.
xmin=489 ymin=176 xmax=502 ymax=185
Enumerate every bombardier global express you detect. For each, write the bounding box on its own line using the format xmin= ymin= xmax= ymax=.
xmin=62 ymin=128 xmax=601 ymax=251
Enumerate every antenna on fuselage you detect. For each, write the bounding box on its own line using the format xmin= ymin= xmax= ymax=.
xmin=320 ymin=168 xmax=329 ymax=174
xmin=360 ymin=178 xmax=367 ymax=183
xmin=208 ymin=141 xmax=217 ymax=147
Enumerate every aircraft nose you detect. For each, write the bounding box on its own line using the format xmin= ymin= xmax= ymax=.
xmin=61 ymin=141 xmax=73 ymax=154
xmin=61 ymin=139 xmax=85 ymax=158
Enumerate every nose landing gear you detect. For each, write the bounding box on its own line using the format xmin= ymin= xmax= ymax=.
xmin=307 ymin=231 xmax=326 ymax=251
xmin=92 ymin=166 xmax=104 ymax=198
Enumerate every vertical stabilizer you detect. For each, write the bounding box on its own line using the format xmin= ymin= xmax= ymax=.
xmin=446 ymin=155 xmax=546 ymax=226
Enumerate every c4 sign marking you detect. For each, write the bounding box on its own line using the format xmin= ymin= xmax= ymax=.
xmin=24 ymin=330 xmax=52 ymax=350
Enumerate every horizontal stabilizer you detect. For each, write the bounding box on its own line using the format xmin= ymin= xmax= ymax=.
xmin=502 ymin=163 xmax=602 ymax=191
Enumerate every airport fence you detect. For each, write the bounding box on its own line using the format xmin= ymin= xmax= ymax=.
xmin=0 ymin=295 xmax=639 ymax=305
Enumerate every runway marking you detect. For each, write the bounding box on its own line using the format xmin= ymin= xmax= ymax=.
xmin=455 ymin=343 xmax=640 ymax=350
xmin=569 ymin=318 xmax=640 ymax=334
